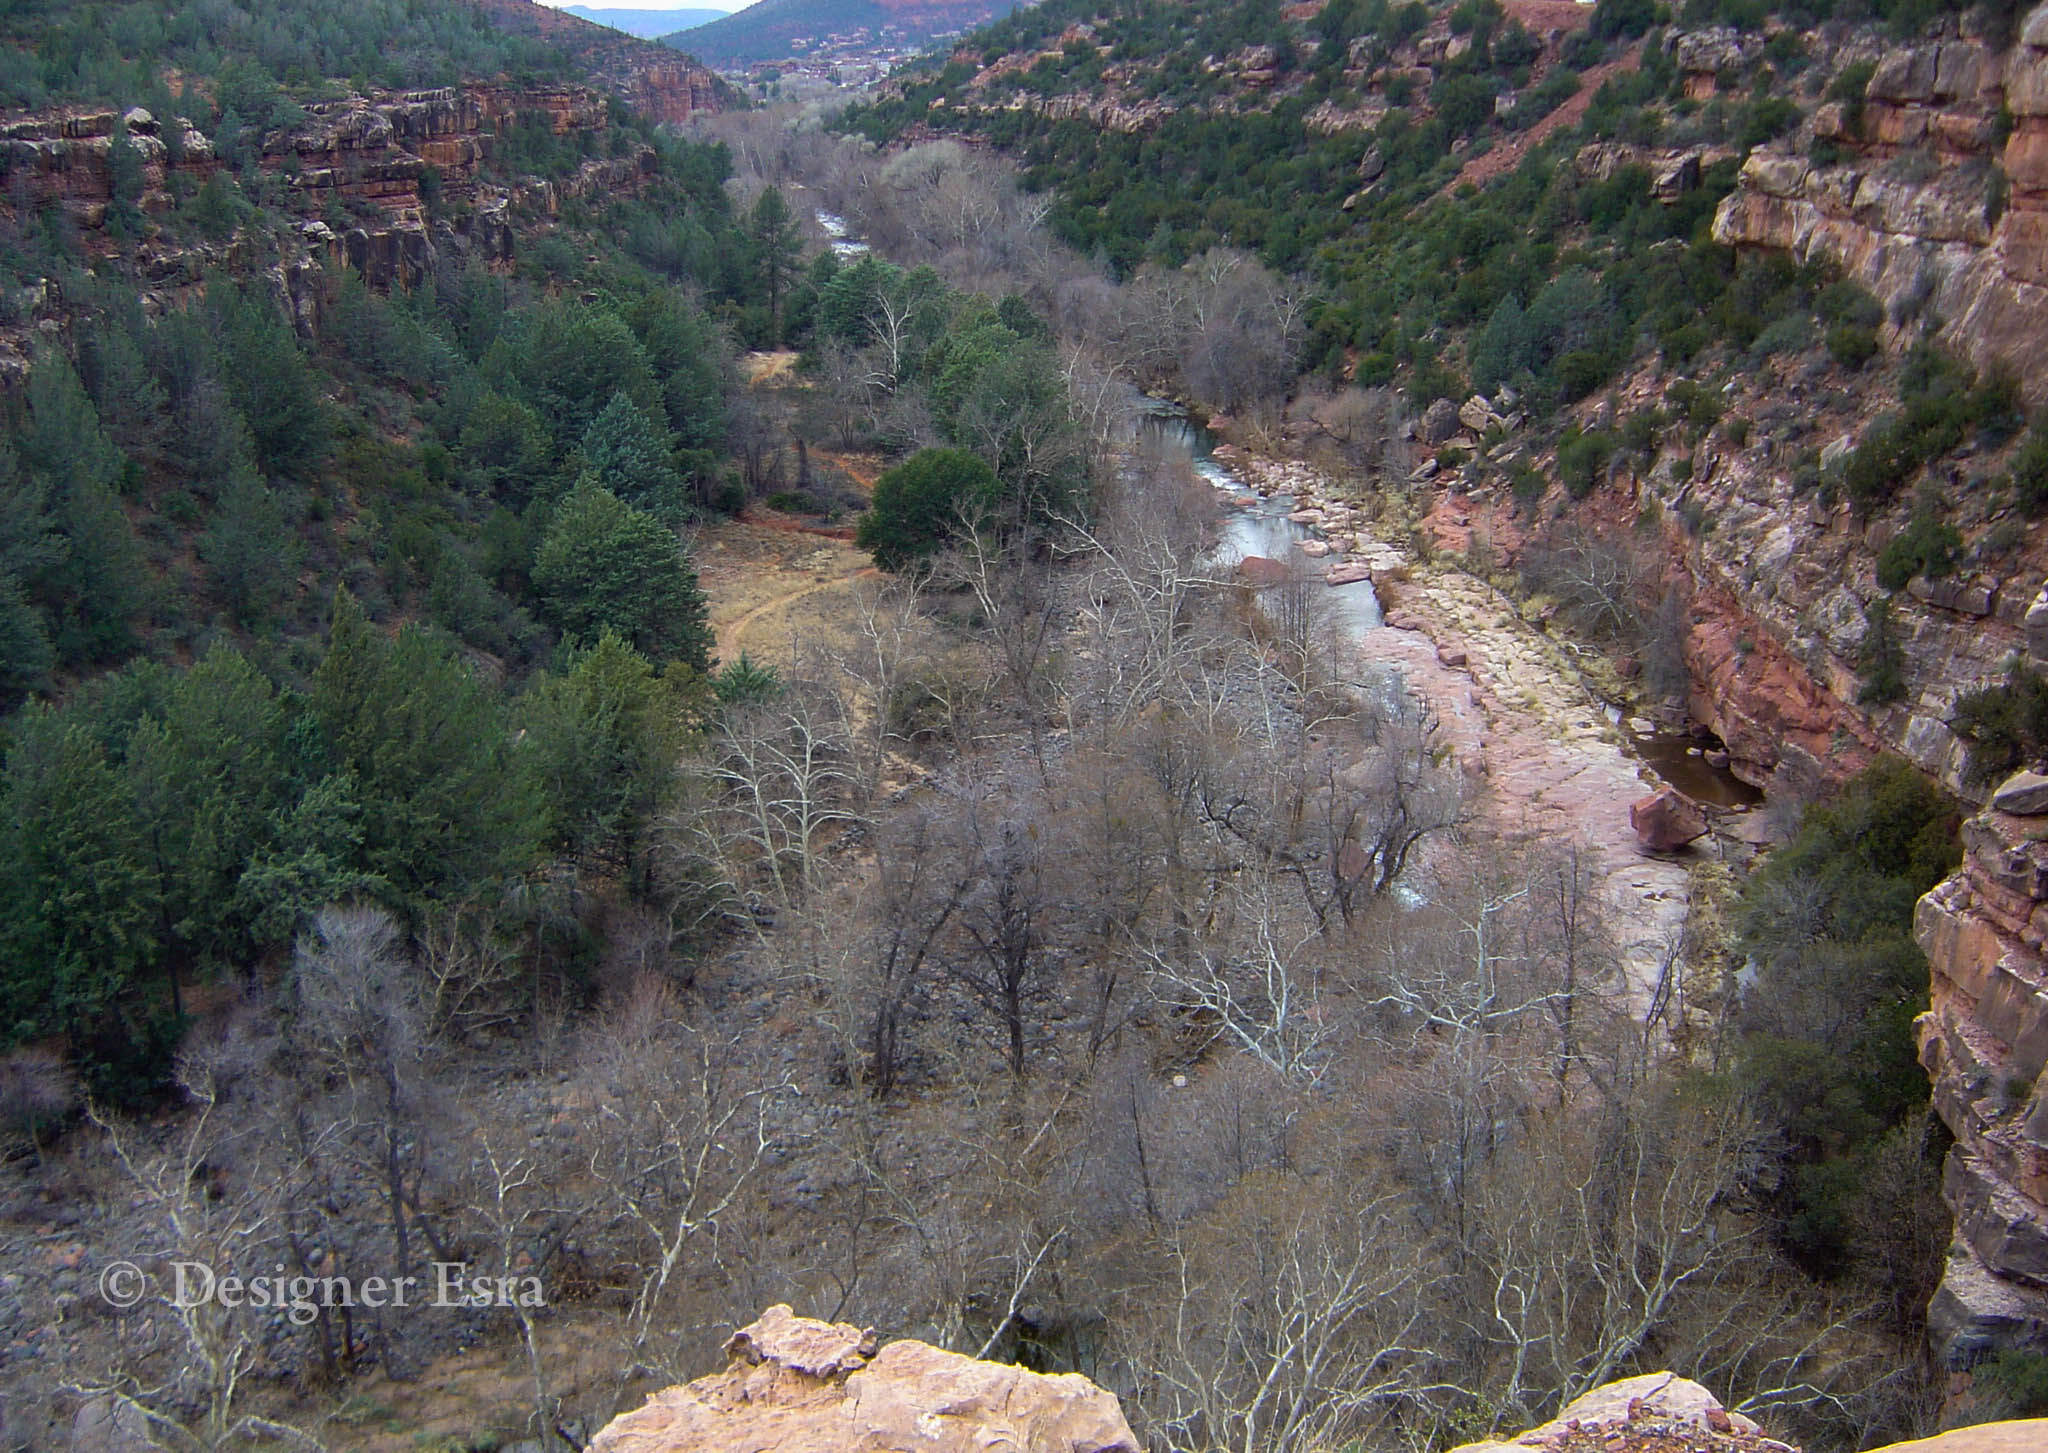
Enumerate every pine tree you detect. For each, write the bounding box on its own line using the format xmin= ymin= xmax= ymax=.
xmin=532 ymin=482 xmax=712 ymax=668
xmin=311 ymin=591 xmax=536 ymax=906
xmin=199 ymin=464 xmax=302 ymax=628
xmin=580 ymin=390 xmax=686 ymax=516
xmin=748 ymin=187 xmax=804 ymax=347
xmin=521 ymin=631 xmax=706 ymax=892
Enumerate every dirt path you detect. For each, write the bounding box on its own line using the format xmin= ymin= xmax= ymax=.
xmin=695 ymin=518 xmax=879 ymax=667
xmin=718 ymin=560 xmax=881 ymax=663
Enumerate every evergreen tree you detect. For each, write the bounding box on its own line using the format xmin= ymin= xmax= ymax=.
xmin=521 ymin=630 xmax=706 ymax=892
xmin=532 ymin=482 xmax=712 ymax=668
xmin=122 ymin=648 xmax=289 ymax=1013
xmin=857 ymin=447 xmax=1001 ymax=572
xmin=311 ymin=591 xmax=536 ymax=906
xmin=207 ymin=282 xmax=329 ymax=478
xmin=630 ymin=288 xmax=727 ymax=450
xmin=580 ymin=390 xmax=686 ymax=516
xmin=199 ymin=464 xmax=302 ymax=628
xmin=0 ymin=706 xmax=160 ymax=1055
xmin=748 ymin=187 xmax=804 ymax=346
xmin=22 ymin=354 xmax=144 ymax=663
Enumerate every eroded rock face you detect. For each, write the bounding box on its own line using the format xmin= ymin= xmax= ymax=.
xmin=1713 ymin=5 xmax=2048 ymax=399
xmin=587 ymin=1304 xmax=1141 ymax=1453
xmin=1449 ymin=1373 xmax=1763 ymax=1453
xmin=1916 ymin=792 xmax=2048 ymax=1368
xmin=1448 ymin=1371 xmax=2047 ymax=1453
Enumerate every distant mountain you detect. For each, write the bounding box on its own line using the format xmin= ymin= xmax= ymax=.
xmin=664 ymin=0 xmax=1023 ymax=67
xmin=565 ymin=6 xmax=728 ymax=39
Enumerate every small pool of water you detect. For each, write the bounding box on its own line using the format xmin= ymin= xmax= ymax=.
xmin=1631 ymin=732 xmax=1764 ymax=809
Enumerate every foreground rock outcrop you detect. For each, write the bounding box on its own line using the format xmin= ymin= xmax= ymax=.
xmin=586 ymin=1304 xmax=1140 ymax=1453
xmin=1917 ymin=781 xmax=2048 ymax=1368
xmin=1450 ymin=1373 xmax=1765 ymax=1453
xmin=1452 ymin=1371 xmax=2048 ymax=1453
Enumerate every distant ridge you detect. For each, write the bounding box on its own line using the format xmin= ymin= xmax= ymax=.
xmin=664 ymin=0 xmax=1025 ymax=67
xmin=565 ymin=6 xmax=727 ymax=39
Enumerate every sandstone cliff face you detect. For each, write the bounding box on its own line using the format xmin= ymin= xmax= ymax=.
xmin=1917 ymin=786 xmax=2048 ymax=1370
xmin=1714 ymin=7 xmax=2048 ymax=401
xmin=585 ymin=1304 xmax=1140 ymax=1453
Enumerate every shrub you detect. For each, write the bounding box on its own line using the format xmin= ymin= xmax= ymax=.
xmin=1952 ymin=665 xmax=2048 ymax=785
xmin=1826 ymin=323 xmax=1880 ymax=370
xmin=1556 ymin=428 xmax=1616 ymax=498
xmin=1875 ymin=508 xmax=1962 ymax=590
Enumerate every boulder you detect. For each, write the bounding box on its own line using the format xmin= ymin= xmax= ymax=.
xmin=1449 ymin=1372 xmax=1758 ymax=1453
xmin=1326 ymin=560 xmax=1375 ymax=586
xmin=1237 ymin=555 xmax=1291 ymax=586
xmin=587 ymin=1304 xmax=1140 ymax=1453
xmin=1993 ymin=770 xmax=2048 ymax=816
xmin=1631 ymin=789 xmax=1708 ymax=852
xmin=1420 ymin=397 xmax=1461 ymax=445
xmin=1459 ymin=395 xmax=1503 ymax=434
xmin=1437 ymin=643 xmax=1470 ymax=668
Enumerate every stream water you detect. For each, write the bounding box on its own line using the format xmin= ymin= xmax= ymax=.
xmin=1141 ymin=410 xmax=1386 ymax=633
xmin=1138 ymin=403 xmax=1764 ymax=812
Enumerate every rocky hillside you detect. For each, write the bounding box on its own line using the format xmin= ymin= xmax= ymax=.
xmin=1917 ymin=776 xmax=2048 ymax=1375
xmin=667 ymin=0 xmax=1024 ymax=67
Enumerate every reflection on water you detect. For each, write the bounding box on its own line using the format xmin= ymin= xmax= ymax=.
xmin=1630 ymin=732 xmax=1763 ymax=808
xmin=1139 ymin=412 xmax=1383 ymax=632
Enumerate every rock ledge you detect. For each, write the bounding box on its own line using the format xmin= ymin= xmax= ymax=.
xmin=587 ymin=1304 xmax=1140 ymax=1453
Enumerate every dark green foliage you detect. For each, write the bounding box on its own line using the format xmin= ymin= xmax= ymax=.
xmin=712 ymin=652 xmax=783 ymax=705
xmin=207 ymin=282 xmax=329 ymax=479
xmin=1976 ymin=1350 xmax=2048 ymax=1418
xmin=1589 ymin=0 xmax=1657 ymax=39
xmin=1732 ymin=759 xmax=1959 ymax=1277
xmin=1856 ymin=596 xmax=1907 ymax=705
xmin=492 ymin=301 xmax=662 ymax=445
xmin=856 ymin=448 xmax=1001 ymax=571
xmin=1952 ymin=665 xmax=2048 ymax=786
xmin=1875 ymin=506 xmax=1962 ymax=590
xmin=532 ymin=482 xmax=713 ymax=668
xmin=1555 ymin=427 xmax=1616 ymax=498
xmin=200 ymin=467 xmax=303 ymax=628
xmin=520 ymin=631 xmax=705 ymax=891
xmin=580 ymin=391 xmax=687 ymax=517
xmin=2010 ymin=421 xmax=2048 ymax=514
xmin=1842 ymin=347 xmax=2021 ymax=512
xmin=0 ymin=0 xmax=582 ymax=110
xmin=311 ymin=592 xmax=536 ymax=905
xmin=747 ymin=187 xmax=804 ymax=347
xmin=1825 ymin=323 xmax=1879 ymax=370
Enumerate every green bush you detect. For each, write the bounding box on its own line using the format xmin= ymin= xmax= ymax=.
xmin=855 ymin=448 xmax=1001 ymax=572
xmin=1556 ymin=428 xmax=1616 ymax=498
xmin=1953 ymin=665 xmax=2048 ymax=785
xmin=1875 ymin=508 xmax=1962 ymax=590
xmin=1826 ymin=323 xmax=1880 ymax=371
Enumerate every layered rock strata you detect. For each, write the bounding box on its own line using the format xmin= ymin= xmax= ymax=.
xmin=1714 ymin=6 xmax=2048 ymax=401
xmin=1917 ymin=785 xmax=2048 ymax=1367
